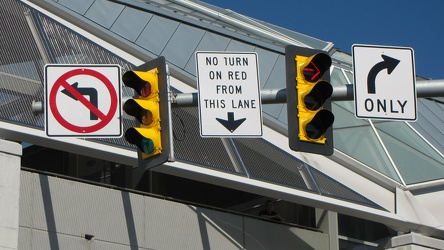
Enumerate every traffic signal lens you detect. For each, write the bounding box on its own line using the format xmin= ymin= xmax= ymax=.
xmin=141 ymin=138 xmax=155 ymax=154
xmin=141 ymin=109 xmax=154 ymax=126
xmin=140 ymin=83 xmax=152 ymax=98
xmin=303 ymin=81 xmax=333 ymax=111
xmin=301 ymin=53 xmax=332 ymax=83
xmin=123 ymin=99 xmax=159 ymax=125
xmin=124 ymin=127 xmax=161 ymax=157
xmin=303 ymin=62 xmax=321 ymax=82
xmin=122 ymin=69 xmax=158 ymax=97
xmin=304 ymin=94 xmax=321 ymax=111
xmin=305 ymin=123 xmax=322 ymax=139
xmin=304 ymin=109 xmax=334 ymax=140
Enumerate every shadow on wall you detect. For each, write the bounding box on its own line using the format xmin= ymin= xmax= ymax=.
xmin=190 ymin=206 xmax=326 ymax=250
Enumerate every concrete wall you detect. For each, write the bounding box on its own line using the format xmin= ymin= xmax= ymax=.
xmin=0 ymin=139 xmax=22 ymax=250
xmin=18 ymin=171 xmax=328 ymax=250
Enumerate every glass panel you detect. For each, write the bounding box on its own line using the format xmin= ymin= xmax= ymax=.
xmin=375 ymin=122 xmax=444 ymax=184
xmin=332 ymin=101 xmax=359 ymax=128
xmin=335 ymin=99 xmax=356 ymax=114
xmin=332 ymin=104 xmax=401 ymax=182
xmin=345 ymin=70 xmax=354 ymax=84
xmin=330 ymin=67 xmax=348 ymax=87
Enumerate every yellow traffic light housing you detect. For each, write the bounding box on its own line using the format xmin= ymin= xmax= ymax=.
xmin=286 ymin=45 xmax=335 ymax=155
xmin=123 ymin=98 xmax=162 ymax=159
xmin=122 ymin=57 xmax=171 ymax=168
xmin=122 ymin=69 xmax=159 ymax=99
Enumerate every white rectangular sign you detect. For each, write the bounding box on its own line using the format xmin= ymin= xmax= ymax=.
xmin=196 ymin=52 xmax=263 ymax=137
xmin=45 ymin=64 xmax=122 ymax=137
xmin=352 ymin=44 xmax=417 ymax=121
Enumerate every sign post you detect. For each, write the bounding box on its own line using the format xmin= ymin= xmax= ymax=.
xmin=196 ymin=52 xmax=263 ymax=137
xmin=45 ymin=65 xmax=122 ymax=137
xmin=352 ymin=44 xmax=417 ymax=121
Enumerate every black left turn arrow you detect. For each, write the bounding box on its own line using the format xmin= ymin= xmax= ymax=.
xmin=216 ymin=112 xmax=246 ymax=133
xmin=62 ymin=82 xmax=98 ymax=120
xmin=367 ymin=54 xmax=400 ymax=94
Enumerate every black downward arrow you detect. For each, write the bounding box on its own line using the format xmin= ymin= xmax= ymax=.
xmin=367 ymin=54 xmax=400 ymax=94
xmin=62 ymin=82 xmax=99 ymax=120
xmin=216 ymin=112 xmax=246 ymax=133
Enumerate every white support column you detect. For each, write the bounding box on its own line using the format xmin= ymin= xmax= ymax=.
xmin=0 ymin=139 xmax=22 ymax=250
xmin=316 ymin=209 xmax=339 ymax=250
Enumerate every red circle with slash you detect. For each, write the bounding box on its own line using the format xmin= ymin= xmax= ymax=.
xmin=49 ymin=68 xmax=118 ymax=133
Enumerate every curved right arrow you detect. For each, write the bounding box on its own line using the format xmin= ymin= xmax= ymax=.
xmin=367 ymin=54 xmax=400 ymax=94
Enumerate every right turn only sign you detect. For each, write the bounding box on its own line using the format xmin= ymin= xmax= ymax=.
xmin=352 ymin=44 xmax=417 ymax=121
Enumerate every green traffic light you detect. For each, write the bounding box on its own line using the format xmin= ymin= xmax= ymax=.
xmin=141 ymin=138 xmax=155 ymax=154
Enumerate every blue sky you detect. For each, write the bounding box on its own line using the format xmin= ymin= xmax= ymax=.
xmin=203 ymin=0 xmax=444 ymax=80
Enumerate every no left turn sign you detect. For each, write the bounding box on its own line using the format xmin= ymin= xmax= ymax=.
xmin=45 ymin=65 xmax=122 ymax=137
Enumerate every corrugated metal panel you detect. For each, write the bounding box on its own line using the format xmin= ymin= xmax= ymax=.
xmin=56 ymin=0 xmax=94 ymax=15
xmin=162 ymin=23 xmax=205 ymax=68
xmin=18 ymin=171 xmax=34 ymax=228
xmin=198 ymin=207 xmax=245 ymax=249
xmin=310 ymin=168 xmax=383 ymax=209
xmin=27 ymin=172 xmax=145 ymax=247
xmin=0 ymin=2 xmax=138 ymax=148
xmin=234 ymin=138 xmax=309 ymax=190
xmin=17 ymin=227 xmax=32 ymax=250
xmin=172 ymin=106 xmax=241 ymax=173
xmin=261 ymin=54 xmax=286 ymax=121
xmin=110 ymin=7 xmax=153 ymax=42
xmin=254 ymin=47 xmax=280 ymax=89
xmin=85 ymin=0 xmax=125 ymax=29
xmin=19 ymin=172 xmax=329 ymax=249
xmin=181 ymin=0 xmax=331 ymax=50
xmin=144 ymin=200 xmax=245 ymax=249
xmin=225 ymin=39 xmax=255 ymax=52
xmin=0 ymin=0 xmax=44 ymax=127
xmin=136 ymin=15 xmax=179 ymax=55
xmin=183 ymin=31 xmax=231 ymax=74
xmin=30 ymin=230 xmax=55 ymax=250
xmin=244 ymin=216 xmax=328 ymax=249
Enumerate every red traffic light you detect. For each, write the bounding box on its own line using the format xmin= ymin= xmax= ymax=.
xmin=302 ymin=53 xmax=332 ymax=83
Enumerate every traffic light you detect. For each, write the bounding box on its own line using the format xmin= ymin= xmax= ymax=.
xmin=122 ymin=57 xmax=171 ymax=169
xmin=285 ymin=45 xmax=335 ymax=156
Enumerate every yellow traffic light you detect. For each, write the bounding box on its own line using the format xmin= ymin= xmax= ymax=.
xmin=123 ymin=98 xmax=162 ymax=159
xmin=122 ymin=69 xmax=159 ymax=98
xmin=296 ymin=54 xmax=334 ymax=144
xmin=286 ymin=45 xmax=335 ymax=155
xmin=122 ymin=57 xmax=171 ymax=167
